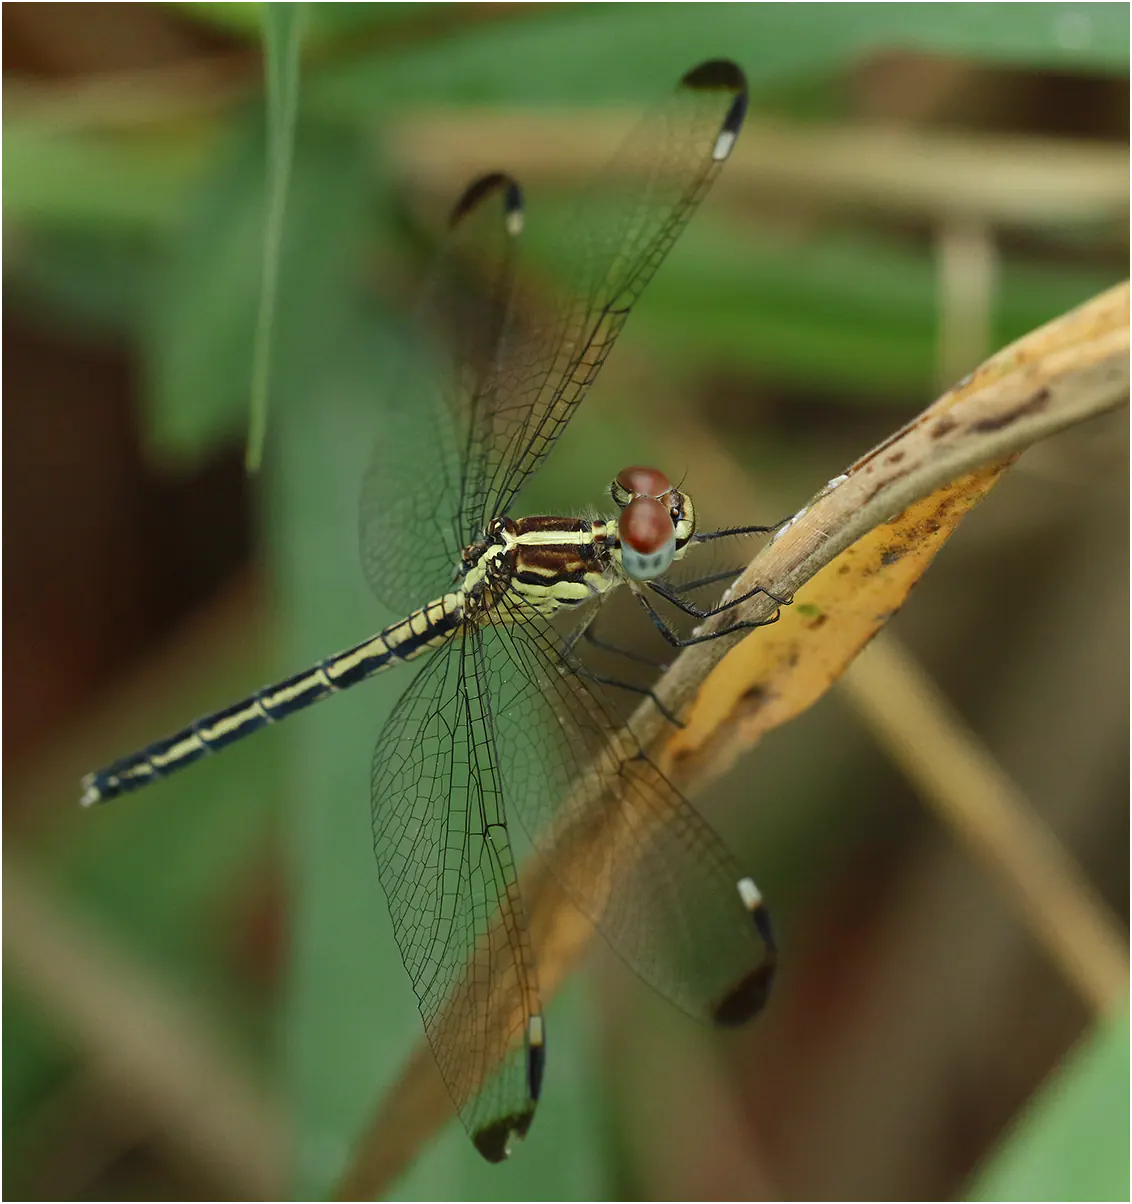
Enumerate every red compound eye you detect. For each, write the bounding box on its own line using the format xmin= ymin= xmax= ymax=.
xmin=615 ymin=465 xmax=671 ymax=499
xmin=619 ymin=495 xmax=674 ymax=553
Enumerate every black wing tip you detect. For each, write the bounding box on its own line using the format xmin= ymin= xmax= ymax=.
xmin=711 ymin=878 xmax=777 ymax=1026
xmin=468 ymin=1015 xmax=544 ymax=1162
xmin=680 ymin=59 xmax=748 ymax=158
xmin=680 ymin=58 xmax=748 ymax=98
xmin=449 ymin=171 xmax=525 ymax=234
xmin=472 ymin=1107 xmax=536 ymax=1163
xmin=527 ymin=1013 xmax=546 ymax=1100
xmin=711 ymin=958 xmax=777 ymax=1027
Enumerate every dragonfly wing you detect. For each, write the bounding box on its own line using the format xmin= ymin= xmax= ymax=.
xmin=484 ymin=598 xmax=775 ymax=1026
xmin=361 ymin=60 xmax=746 ymax=608
xmin=359 ymin=173 xmax=524 ymax=614
xmin=370 ymin=631 xmax=544 ymax=1160
xmin=466 ymin=59 xmax=749 ymax=529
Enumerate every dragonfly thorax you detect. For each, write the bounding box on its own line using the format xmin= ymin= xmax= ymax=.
xmin=455 ymin=469 xmax=701 ymax=626
xmin=459 ymin=518 xmax=520 ymax=617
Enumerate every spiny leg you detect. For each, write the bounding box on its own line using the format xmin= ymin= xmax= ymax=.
xmin=633 ymin=587 xmax=784 ymax=649
xmin=674 ymin=519 xmax=795 ymax=617
xmin=665 ymin=566 xmax=746 ymax=597
xmin=560 ymin=603 xmax=670 ymax=673
xmin=558 ymin=614 xmax=681 ymax=727
xmin=583 ymin=624 xmax=670 ymax=671
xmin=649 ymin=578 xmax=793 ymax=620
xmin=692 ymin=514 xmax=795 ymax=544
xmin=570 ymin=663 xmax=684 ymax=729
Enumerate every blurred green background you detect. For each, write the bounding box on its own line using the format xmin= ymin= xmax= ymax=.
xmin=4 ymin=4 xmax=1128 ymax=1200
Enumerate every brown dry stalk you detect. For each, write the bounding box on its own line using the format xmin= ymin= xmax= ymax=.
xmin=393 ymin=114 xmax=1129 ymax=230
xmin=842 ymin=632 xmax=1129 ymax=1017
xmin=4 ymin=857 xmax=285 ymax=1199
xmin=337 ymin=282 xmax=1128 ymax=1198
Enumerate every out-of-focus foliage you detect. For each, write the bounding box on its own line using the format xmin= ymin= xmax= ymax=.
xmin=3 ymin=3 xmax=1126 ymax=1200
xmin=968 ymin=1009 xmax=1131 ymax=1202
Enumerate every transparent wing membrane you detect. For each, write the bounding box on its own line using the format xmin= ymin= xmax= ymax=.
xmin=360 ymin=60 xmax=755 ymax=1156
xmin=370 ymin=634 xmax=542 ymax=1158
xmin=487 ymin=597 xmax=775 ymax=1024
xmin=78 ymin=60 xmax=761 ymax=1163
xmin=359 ymin=173 xmax=523 ymax=615
xmin=360 ymin=61 xmax=747 ymax=617
xmin=467 ymin=59 xmax=747 ymax=528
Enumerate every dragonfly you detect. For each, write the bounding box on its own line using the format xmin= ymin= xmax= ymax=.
xmin=80 ymin=58 xmax=787 ymax=1162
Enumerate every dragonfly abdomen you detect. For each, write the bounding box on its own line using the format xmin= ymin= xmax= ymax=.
xmin=79 ymin=593 xmax=464 ymax=807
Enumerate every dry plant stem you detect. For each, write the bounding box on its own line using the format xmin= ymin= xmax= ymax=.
xmin=337 ymin=285 xmax=1128 ymax=1198
xmin=4 ymin=857 xmax=284 ymax=1200
xmin=935 ymin=217 xmax=996 ymax=389
xmin=11 ymin=1072 xmax=156 ymax=1199
xmin=649 ymin=280 xmax=1130 ymax=762
xmin=3 ymin=55 xmax=256 ymax=131
xmin=844 ymin=633 xmax=1129 ymax=1017
xmin=7 ymin=72 xmax=1126 ymax=231
xmin=392 ymin=114 xmax=1129 ymax=230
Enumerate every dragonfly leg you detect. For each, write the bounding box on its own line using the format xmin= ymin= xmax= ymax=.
xmin=693 ymin=514 xmax=794 ymax=544
xmin=633 ymin=588 xmax=784 ymax=648
xmin=583 ymin=624 xmax=670 ymax=671
xmin=559 ymin=613 xmax=594 ymax=660
xmin=572 ymin=664 xmax=685 ymax=728
xmin=559 ymin=617 xmax=680 ymax=726
xmin=561 ymin=605 xmax=670 ymax=670
xmin=650 ymin=578 xmax=793 ymax=619
xmin=665 ymin=566 xmax=745 ymax=597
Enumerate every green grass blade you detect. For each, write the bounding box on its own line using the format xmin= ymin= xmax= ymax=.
xmin=247 ymin=1 xmax=305 ymax=473
xmin=967 ymin=1007 xmax=1131 ymax=1202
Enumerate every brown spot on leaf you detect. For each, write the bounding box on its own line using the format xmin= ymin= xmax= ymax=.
xmin=931 ymin=416 xmax=958 ymax=439
xmin=884 ymin=451 xmax=906 ymax=465
xmin=740 ymin=683 xmax=770 ymax=713
xmin=862 ymin=465 xmax=911 ymax=505
xmin=971 ymin=387 xmax=1051 ymax=433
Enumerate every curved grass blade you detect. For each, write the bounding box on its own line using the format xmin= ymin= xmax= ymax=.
xmin=247 ymin=1 xmax=305 ymax=472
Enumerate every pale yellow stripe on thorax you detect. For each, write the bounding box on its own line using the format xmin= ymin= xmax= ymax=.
xmin=513 ymin=527 xmax=599 ymax=547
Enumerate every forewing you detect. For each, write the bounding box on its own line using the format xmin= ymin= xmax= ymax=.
xmin=484 ymin=597 xmax=775 ymax=1026
xmin=466 ymin=59 xmax=749 ymax=529
xmin=359 ymin=61 xmax=746 ymax=611
xmin=370 ymin=631 xmax=543 ymax=1160
xmin=359 ymin=174 xmax=523 ymax=615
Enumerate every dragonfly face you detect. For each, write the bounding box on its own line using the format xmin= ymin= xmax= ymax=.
xmin=81 ymin=58 xmax=787 ymax=1164
xmin=610 ymin=464 xmax=697 ymax=581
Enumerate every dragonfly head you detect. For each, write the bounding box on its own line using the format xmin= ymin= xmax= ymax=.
xmin=610 ymin=466 xmax=696 ymax=580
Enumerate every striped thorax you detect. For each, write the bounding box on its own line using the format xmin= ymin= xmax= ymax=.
xmin=465 ymin=465 xmax=698 ymax=621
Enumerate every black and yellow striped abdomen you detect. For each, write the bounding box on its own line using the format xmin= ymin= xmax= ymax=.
xmin=80 ymin=593 xmax=463 ymax=807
